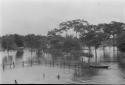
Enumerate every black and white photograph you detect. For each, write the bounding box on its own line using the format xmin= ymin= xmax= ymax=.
xmin=0 ymin=0 xmax=125 ymax=84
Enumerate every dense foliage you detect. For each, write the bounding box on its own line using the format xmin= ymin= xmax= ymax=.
xmin=1 ymin=19 xmax=125 ymax=61
xmin=117 ymin=32 xmax=125 ymax=52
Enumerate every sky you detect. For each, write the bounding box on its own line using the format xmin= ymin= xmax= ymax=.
xmin=1 ymin=0 xmax=125 ymax=36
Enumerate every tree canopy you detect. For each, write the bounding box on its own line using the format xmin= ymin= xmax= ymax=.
xmin=1 ymin=35 xmax=16 ymax=51
xmin=117 ymin=32 xmax=125 ymax=52
xmin=1 ymin=19 xmax=125 ymax=59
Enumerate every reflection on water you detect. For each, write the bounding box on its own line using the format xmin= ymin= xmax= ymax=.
xmin=15 ymin=50 xmax=24 ymax=60
xmin=73 ymin=68 xmax=99 ymax=81
xmin=2 ymin=55 xmax=13 ymax=64
xmin=1 ymin=47 xmax=125 ymax=84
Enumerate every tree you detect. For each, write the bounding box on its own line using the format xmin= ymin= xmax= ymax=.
xmin=16 ymin=50 xmax=24 ymax=59
xmin=24 ymin=34 xmax=42 ymax=62
xmin=80 ymin=31 xmax=105 ymax=63
xmin=59 ymin=19 xmax=89 ymax=38
xmin=14 ymin=34 xmax=24 ymax=47
xmin=35 ymin=36 xmax=47 ymax=60
xmin=62 ymin=35 xmax=82 ymax=60
xmin=117 ymin=32 xmax=125 ymax=52
xmin=48 ymin=35 xmax=64 ymax=59
xmin=48 ymin=34 xmax=82 ymax=60
xmin=59 ymin=21 xmax=72 ymax=36
xmin=98 ymin=22 xmax=125 ymax=55
xmin=1 ymin=35 xmax=16 ymax=58
xmin=71 ymin=19 xmax=89 ymax=38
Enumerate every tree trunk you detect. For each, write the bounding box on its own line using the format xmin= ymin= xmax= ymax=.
xmin=31 ymin=49 xmax=33 ymax=66
xmin=116 ymin=46 xmax=119 ymax=58
xmin=88 ymin=46 xmax=91 ymax=64
xmin=31 ymin=49 xmax=33 ymax=59
xmin=7 ymin=50 xmax=11 ymax=68
xmin=7 ymin=50 xmax=9 ymax=58
xmin=112 ymin=34 xmax=115 ymax=56
xmin=76 ymin=32 xmax=78 ymax=38
xmin=103 ymin=46 xmax=105 ymax=57
xmin=65 ymin=31 xmax=68 ymax=37
xmin=95 ymin=47 xmax=98 ymax=64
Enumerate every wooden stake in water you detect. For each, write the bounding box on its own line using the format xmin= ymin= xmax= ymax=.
xmin=2 ymin=64 xmax=5 ymax=71
xmin=15 ymin=80 xmax=18 ymax=84
xmin=43 ymin=73 xmax=45 ymax=79
xmin=57 ymin=74 xmax=60 ymax=80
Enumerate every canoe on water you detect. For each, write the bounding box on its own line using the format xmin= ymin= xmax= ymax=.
xmin=89 ymin=65 xmax=109 ymax=68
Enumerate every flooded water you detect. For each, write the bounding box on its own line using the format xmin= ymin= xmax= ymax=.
xmin=1 ymin=47 xmax=125 ymax=84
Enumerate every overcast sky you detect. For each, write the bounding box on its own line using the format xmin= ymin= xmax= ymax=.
xmin=1 ymin=0 xmax=125 ymax=36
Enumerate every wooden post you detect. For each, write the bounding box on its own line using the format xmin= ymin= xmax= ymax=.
xmin=57 ymin=74 xmax=60 ymax=80
xmin=43 ymin=73 xmax=45 ymax=79
xmin=15 ymin=80 xmax=18 ymax=84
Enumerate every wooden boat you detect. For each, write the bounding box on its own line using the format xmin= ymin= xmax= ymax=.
xmin=89 ymin=65 xmax=109 ymax=68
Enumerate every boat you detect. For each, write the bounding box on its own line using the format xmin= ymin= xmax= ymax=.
xmin=89 ymin=65 xmax=109 ymax=68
